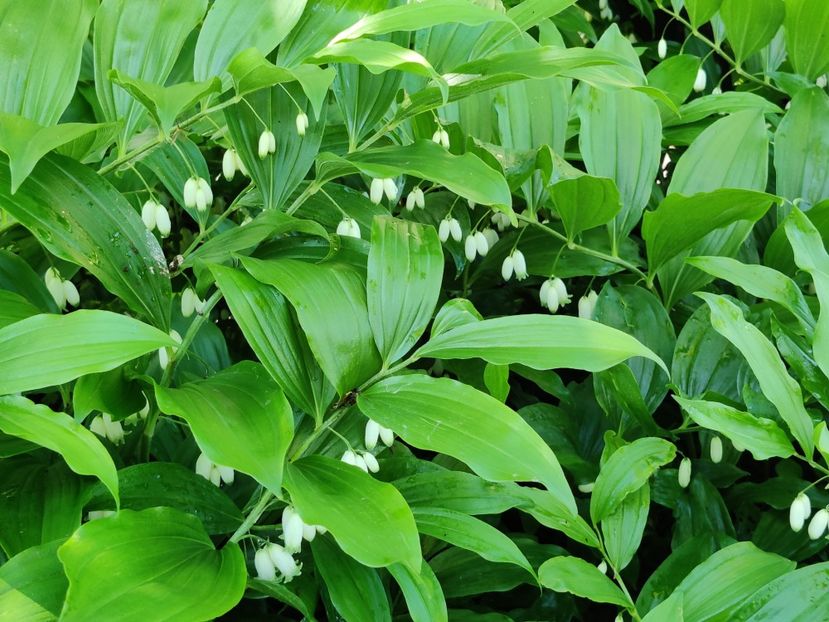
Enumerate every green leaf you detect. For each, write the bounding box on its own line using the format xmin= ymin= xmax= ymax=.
xmin=667 ymin=541 xmax=794 ymax=621
xmin=431 ymin=298 xmax=483 ymax=337
xmin=641 ymin=592 xmax=684 ymax=622
xmin=367 ymin=216 xmax=443 ymax=365
xmin=665 ymin=91 xmax=783 ymax=127
xmin=590 ymin=437 xmax=675 ymax=523
xmin=697 ymin=293 xmax=814 ymax=457
xmin=412 ymin=507 xmax=534 ymax=576
xmin=0 ymin=154 xmax=172 ymax=330
xmin=284 ymin=455 xmax=421 ymax=569
xmin=0 ymin=249 xmax=58 ymax=313
xmin=728 ymin=561 xmax=829 ymax=621
xmin=602 ymin=484 xmax=650 ymax=571
xmin=193 ymin=0 xmax=306 ymax=81
xmin=72 ymin=367 xmax=146 ymax=422
xmin=0 ymin=0 xmax=96 ymax=125
xmin=775 ymin=88 xmax=829 ymax=208
xmin=109 ymin=70 xmax=222 ymax=136
xmin=720 ymin=0 xmax=785 ymax=63
xmin=388 ymin=561 xmax=448 ymax=622
xmin=0 ymin=540 xmax=67 ymax=621
xmin=58 ymin=508 xmax=246 ymax=622
xmin=0 ymin=396 xmax=119 ymax=505
xmin=247 ymin=580 xmax=318 ymax=621
xmin=684 ymin=0 xmax=722 ymax=28
xmin=311 ymin=535 xmax=392 ymax=622
xmin=538 ymin=556 xmax=630 ymax=607
xmin=784 ymin=0 xmax=829 ymax=80
xmin=358 ymin=374 xmax=576 ymax=513
xmin=241 ymin=257 xmax=381 ymax=395
xmin=155 ymin=362 xmax=293 ymax=494
xmin=210 ymin=264 xmax=334 ymax=421
xmin=417 ymin=314 xmax=668 ymax=374
xmin=550 ymin=175 xmax=622 ymax=241
xmin=674 ymin=397 xmax=795 ymax=460
xmin=0 ymin=290 xmax=40 ymax=329
xmin=0 ymin=311 xmax=172 ymax=395
xmin=94 ymin=0 xmax=207 ymax=148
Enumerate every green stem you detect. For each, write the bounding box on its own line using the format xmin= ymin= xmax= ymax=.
xmin=229 ymin=490 xmax=275 ymax=544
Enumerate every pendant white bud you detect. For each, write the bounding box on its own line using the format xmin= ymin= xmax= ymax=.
xmin=282 ymin=506 xmax=305 ymax=553
xmin=254 ymin=548 xmax=277 ymax=581
xmin=382 ymin=178 xmax=397 ymax=202
xmin=354 ymin=453 xmax=369 ymax=473
xmin=369 ymin=178 xmax=384 ymax=204
xmin=267 ymin=543 xmax=302 ymax=582
xmin=142 ymin=200 xmax=158 ymax=231
xmin=302 ymin=524 xmax=317 ymax=542
xmin=45 ymin=268 xmax=67 ymax=310
xmin=158 ymin=329 xmax=182 ymax=371
xmin=578 ymin=482 xmax=594 ymax=493
xmin=365 ymin=419 xmax=381 ymax=450
xmin=63 ymin=280 xmax=80 ymax=307
xmin=578 ymin=290 xmax=598 ymax=319
xmin=678 ymin=458 xmax=692 ymax=488
xmin=181 ymin=288 xmax=197 ymax=318
xmin=155 ymin=203 xmax=171 ymax=237
xmin=414 ymin=186 xmax=425 ymax=208
xmin=432 ymin=129 xmax=443 ymax=144
xmin=295 ymin=112 xmax=309 ymax=136
xmin=709 ymin=436 xmax=723 ymax=463
xmin=90 ymin=413 xmax=124 ymax=445
xmin=258 ymin=130 xmax=276 ymax=158
xmin=790 ymin=493 xmax=810 ymax=532
xmin=406 ymin=191 xmax=417 ymax=212
xmin=222 ymin=149 xmax=237 ymax=181
xmin=512 ymin=250 xmax=528 ymax=280
xmin=657 ymin=38 xmax=667 ymax=59
xmin=817 ymin=75 xmax=828 ymax=89
xmin=808 ymin=508 xmax=829 ymax=540
xmin=336 ymin=217 xmax=361 ymax=239
xmin=439 ymin=129 xmax=450 ymax=149
xmin=439 ymin=218 xmax=451 ymax=242
xmin=341 ymin=450 xmax=358 ymax=467
xmin=449 ymin=218 xmax=462 ymax=242
xmin=195 ymin=177 xmax=212 ymax=212
xmin=183 ymin=177 xmax=198 ymax=208
xmin=362 ymin=451 xmax=380 ymax=473
xmin=482 ymin=228 xmax=498 ymax=249
xmin=379 ymin=426 xmax=394 ymax=447
xmin=597 ymin=561 xmax=607 ymax=574
xmin=464 ymin=234 xmax=478 ymax=261
xmin=501 ymin=255 xmax=514 ymax=281
xmin=474 ymin=231 xmax=489 ymax=256
xmin=693 ymin=68 xmax=707 ymax=93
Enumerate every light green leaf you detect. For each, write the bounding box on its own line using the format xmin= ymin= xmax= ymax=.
xmin=247 ymin=580 xmax=317 ymax=621
xmin=784 ymin=0 xmax=829 ymax=81
xmin=697 ymin=292 xmax=814 ymax=457
xmin=0 ymin=290 xmax=40 ymax=329
xmin=684 ymin=0 xmax=722 ymax=28
xmin=284 ymin=455 xmax=421 ymax=569
xmin=417 ymin=314 xmax=668 ymax=374
xmin=358 ymin=374 xmax=576 ymax=513
xmin=550 ymin=175 xmax=622 ymax=241
xmin=194 ymin=0 xmax=306 ymax=81
xmin=0 ymin=250 xmax=59 ymax=313
xmin=431 ymin=298 xmax=482 ymax=337
xmin=368 ymin=216 xmax=443 ymax=365
xmin=388 ymin=561 xmax=448 ymax=622
xmin=241 ymin=257 xmax=381 ymax=395
xmin=0 ymin=540 xmax=67 ymax=622
xmin=602 ymin=484 xmax=650 ymax=571
xmin=538 ymin=556 xmax=630 ymax=607
xmin=0 ymin=154 xmax=172 ymax=330
xmin=155 ymin=362 xmax=293 ymax=494
xmin=590 ymin=437 xmax=675 ymax=523
xmin=642 ymin=591 xmax=684 ymax=622
xmin=674 ymin=397 xmax=795 ymax=460
xmin=728 ymin=562 xmax=829 ymax=621
xmin=58 ymin=508 xmax=246 ymax=622
xmin=665 ymin=92 xmax=783 ymax=127
xmin=720 ymin=0 xmax=785 ymax=63
xmin=0 ymin=396 xmax=118 ymax=504
xmin=0 ymin=311 xmax=172 ymax=395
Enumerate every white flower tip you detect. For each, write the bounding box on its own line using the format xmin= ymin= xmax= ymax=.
xmin=657 ymin=38 xmax=667 ymax=59
xmin=501 ymin=256 xmax=514 ymax=282
xmin=365 ymin=419 xmax=381 ymax=450
xmin=222 ymin=149 xmax=237 ymax=181
xmin=694 ymin=68 xmax=707 ymax=93
xmin=678 ymin=458 xmax=692 ymax=488
xmin=155 ymin=204 xmax=171 ymax=237
xmin=369 ymin=178 xmax=384 ymax=204
xmin=295 ymin=112 xmax=309 ymax=136
xmin=464 ymin=235 xmax=477 ymax=262
xmin=709 ymin=436 xmax=723 ymax=463
xmin=512 ymin=250 xmax=527 ymax=280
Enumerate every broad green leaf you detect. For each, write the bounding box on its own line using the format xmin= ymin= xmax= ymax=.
xmin=674 ymin=397 xmax=795 ymax=460
xmin=729 ymin=562 xmax=829 ymax=621
xmin=538 ymin=556 xmax=630 ymax=607
xmin=431 ymin=547 xmax=530 ymax=599
xmin=417 ymin=314 xmax=668 ymax=374
xmin=578 ymin=87 xmax=661 ymax=242
xmin=109 ymin=70 xmax=221 ymax=136
xmin=311 ymin=535 xmax=391 ymax=622
xmin=242 ymin=257 xmax=381 ymax=395
xmin=94 ymin=0 xmax=207 ymax=148
xmin=247 ymin=580 xmax=317 ymax=621
xmin=0 ymin=154 xmax=172 ymax=330
xmin=368 ymin=216 xmax=443 ymax=365
xmin=388 ymin=561 xmax=448 ymax=622
xmin=784 ymin=0 xmax=829 ymax=80
xmin=602 ymin=484 xmax=649 ymax=571
xmin=687 ymin=256 xmax=814 ymax=330
xmin=685 ymin=0 xmax=722 ymax=27
xmin=358 ymin=374 xmax=576 ymax=513
xmin=590 ymin=437 xmax=675 ymax=523
xmin=194 ymin=0 xmax=306 ymax=81
xmin=641 ymin=592 xmax=685 ymax=622
xmin=594 ymin=364 xmax=662 ymax=435
xmin=667 ymin=542 xmax=794 ymax=621
xmin=720 ymin=0 xmax=785 ymax=63
xmin=413 ymin=507 xmax=533 ymax=576
xmin=0 ymin=290 xmax=39 ymax=329
xmin=284 ymin=456 xmax=421 ymax=569
xmin=210 ymin=264 xmax=334 ymax=420
xmin=643 ymin=189 xmax=776 ymax=275
xmin=0 ymin=540 xmax=67 ymax=621
xmin=0 ymin=396 xmax=118 ymax=504
xmin=474 ymin=0 xmax=579 ymax=58
xmin=0 ymin=0 xmax=96 ymax=125
xmin=665 ymin=92 xmax=782 ymax=127
xmin=517 ymin=487 xmax=601 ymax=548
xmin=72 ymin=367 xmax=146 ymax=422
xmin=697 ymin=293 xmax=814 ymax=457
xmin=550 ymin=175 xmax=622 ymax=241
xmin=394 ymin=470 xmax=527 ymax=516
xmin=0 ymin=311 xmax=172 ymax=395
xmin=155 ymin=362 xmax=293 ymax=494
xmin=431 ymin=298 xmax=482 ymax=337
xmin=58 ymin=508 xmax=246 ymax=622
xmin=0 ymin=250 xmax=58 ymax=313
xmin=774 ymin=87 xmax=829 ymax=208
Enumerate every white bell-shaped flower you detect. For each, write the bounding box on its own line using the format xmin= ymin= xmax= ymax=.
xmin=281 ymin=506 xmax=305 ymax=553
xmin=501 ymin=255 xmax=514 ymax=281
xmin=295 ymin=112 xmax=309 ymax=136
xmin=194 ymin=177 xmax=212 ymax=213
xmin=678 ymin=458 xmax=692 ymax=488
xmin=369 ymin=178 xmax=384 ymax=204
xmin=254 ymin=548 xmax=277 ymax=581
xmin=482 ymin=228 xmax=498 ymax=249
xmin=693 ymin=68 xmax=707 ymax=93
xmin=449 ymin=218 xmax=462 ymax=242
xmin=578 ymin=482 xmax=594 ymax=493
xmin=365 ymin=419 xmax=382 ymax=450
xmin=709 ymin=436 xmax=723 ymax=463
xmin=362 ymin=452 xmax=380 ymax=473
xmin=222 ymin=149 xmax=238 ymax=181
xmin=657 ymin=38 xmax=667 ymax=59
xmin=578 ymin=290 xmax=598 ymax=319
xmin=464 ymin=234 xmax=477 ymax=261
xmin=512 ymin=250 xmax=527 ymax=280
xmin=142 ymin=200 xmax=158 ymax=231
xmin=195 ymin=452 xmax=234 ymax=486
xmin=267 ymin=543 xmax=302 ymax=582
xmin=597 ymin=561 xmax=607 ymax=574
xmin=258 ymin=130 xmax=276 ymax=158
xmin=90 ymin=413 xmax=125 ymax=445
xmin=158 ymin=329 xmax=182 ymax=371
xmin=155 ymin=203 xmax=171 ymax=237
xmin=382 ymin=178 xmax=397 ymax=202
xmin=336 ymin=217 xmax=361 ymax=239
xmin=181 ymin=288 xmax=198 ymax=318
xmin=379 ymin=425 xmax=394 ymax=447
xmin=438 ymin=218 xmax=451 ymax=242
xmin=474 ymin=231 xmax=489 ymax=256
xmin=44 ymin=267 xmax=67 ymax=310
xmin=808 ymin=508 xmax=829 ymax=540
xmin=302 ymin=523 xmax=317 ymax=542
xmin=790 ymin=493 xmax=811 ymax=532
xmin=183 ymin=177 xmax=198 ymax=208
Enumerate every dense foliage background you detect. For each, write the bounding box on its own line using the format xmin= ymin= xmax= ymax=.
xmin=1 ymin=0 xmax=829 ymax=620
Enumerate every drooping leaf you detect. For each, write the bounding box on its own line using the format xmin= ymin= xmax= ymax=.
xmin=720 ymin=0 xmax=785 ymax=63
xmin=388 ymin=561 xmax=448 ymax=622
xmin=602 ymin=484 xmax=650 ymax=571
xmin=0 ymin=540 xmax=68 ymax=621
xmin=684 ymin=0 xmax=722 ymax=28
xmin=783 ymin=0 xmax=829 ymax=81
xmin=538 ymin=556 xmax=630 ymax=607
xmin=550 ymin=175 xmax=622 ymax=241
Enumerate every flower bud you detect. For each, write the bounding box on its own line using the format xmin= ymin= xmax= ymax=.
xmin=158 ymin=329 xmax=182 ymax=370
xmin=379 ymin=425 xmax=394 ymax=447
xmin=709 ymin=436 xmax=723 ymax=463
xmin=316 ymin=525 xmax=328 ymax=535
xmin=790 ymin=493 xmax=810 ymax=531
xmin=578 ymin=482 xmax=594 ymax=493
xmin=365 ymin=419 xmax=381 ymax=450
xmin=181 ymin=288 xmax=197 ymax=318
xmin=44 ymin=268 xmax=67 ymax=310
xmin=90 ymin=413 xmax=124 ymax=444
xmin=254 ymin=548 xmax=276 ymax=581
xmin=368 ymin=177 xmax=383 ymax=204
xmin=258 ymin=130 xmax=276 ymax=158
xmin=222 ymin=149 xmax=237 ymax=181
xmin=341 ymin=450 xmax=358 ymax=467
xmin=678 ymin=458 xmax=692 ymax=488
xmin=406 ymin=191 xmax=417 ymax=212
xmin=183 ymin=177 xmax=198 ymax=208
xmin=712 ymin=86 xmax=722 ymax=95
xmin=482 ymin=227 xmax=498 ymax=248
xmin=354 ymin=453 xmax=369 ymax=473
xmin=295 ymin=112 xmax=309 ymax=136
xmin=63 ymin=280 xmax=80 ymax=307
xmin=267 ymin=543 xmax=302 ymax=582
xmin=438 ymin=218 xmax=451 ymax=242
xmin=808 ymin=508 xmax=829 ymax=540
xmin=657 ymin=38 xmax=667 ymax=59
xmin=155 ymin=203 xmax=171 ymax=237
xmin=597 ymin=561 xmax=607 ymax=574
xmin=414 ymin=187 xmax=425 ymax=208
xmin=501 ymin=255 xmax=514 ymax=281
xmin=142 ymin=200 xmax=158 ymax=231
xmin=282 ymin=506 xmax=305 ymax=553
xmin=382 ymin=178 xmax=397 ymax=202
xmin=491 ymin=212 xmax=511 ymax=232
xmin=362 ymin=451 xmax=380 ymax=473
xmin=449 ymin=218 xmax=462 ymax=242
xmin=195 ymin=452 xmax=212 ymax=480
xmin=513 ymin=250 xmax=527 ymax=280
xmin=464 ymin=234 xmax=477 ymax=261
xmin=432 ymin=129 xmax=443 ymax=144
xmin=540 ymin=279 xmax=560 ymax=313
xmin=195 ymin=177 xmax=212 ymax=212
xmin=336 ymin=217 xmax=361 ymax=239
xmin=693 ymin=68 xmax=707 ymax=93
xmin=578 ymin=290 xmax=598 ymax=319
xmin=439 ymin=129 xmax=450 ymax=149
xmin=474 ymin=231 xmax=489 ymax=256
xmin=217 ymin=465 xmax=234 ymax=485
xmin=817 ymin=75 xmax=827 ymax=89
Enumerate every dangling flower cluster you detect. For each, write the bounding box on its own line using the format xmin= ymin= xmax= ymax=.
xmin=693 ymin=68 xmax=707 ymax=93
xmin=405 ymin=187 xmax=425 ymax=211
xmin=501 ymin=250 xmax=527 ymax=281
xmin=257 ymin=129 xmax=276 ymax=158
xmin=709 ymin=436 xmax=723 ymax=463
xmin=195 ymin=452 xmax=234 ymax=487
xmin=598 ymin=0 xmax=612 ymax=19
xmin=336 ymin=217 xmax=361 ymax=239
xmin=281 ymin=505 xmax=325 ymax=553
xmin=295 ymin=112 xmax=309 ymax=136
xmin=464 ymin=229 xmax=498 ymax=261
xmin=183 ymin=176 xmax=213 ymax=212
xmin=90 ymin=413 xmax=125 ymax=444
xmin=578 ymin=290 xmax=598 ymax=319
xmin=491 ymin=212 xmax=511 ymax=232
xmin=222 ymin=148 xmax=247 ymax=181
xmin=370 ymin=178 xmax=398 ymax=204
xmin=365 ymin=419 xmax=394 ymax=450
xmin=44 ymin=268 xmax=80 ymax=311
xmin=181 ymin=287 xmax=206 ymax=318
xmin=341 ymin=449 xmax=380 ymax=473
xmin=539 ymin=277 xmax=571 ymax=313
xmin=438 ymin=217 xmax=463 ymax=243
xmin=158 ymin=329 xmax=183 ymax=370
xmin=141 ymin=199 xmax=172 ymax=237
xmin=432 ymin=126 xmax=450 ymax=149
xmin=678 ymin=457 xmax=692 ymax=488
xmin=790 ymin=493 xmax=811 ymax=532
xmin=254 ymin=543 xmax=303 ymax=583
xmin=657 ymin=38 xmax=667 ymax=60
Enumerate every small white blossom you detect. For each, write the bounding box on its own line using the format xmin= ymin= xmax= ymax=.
xmin=365 ymin=419 xmax=382 ymax=450
xmin=195 ymin=177 xmax=212 ymax=212
xmin=464 ymin=234 xmax=478 ymax=261
xmin=281 ymin=506 xmax=304 ymax=553
xmin=341 ymin=449 xmax=359 ymax=467
xmin=578 ymin=482 xmax=594 ymax=493
xmin=181 ymin=288 xmax=197 ymax=318
xmin=817 ymin=74 xmax=828 ymax=89
xmin=254 ymin=548 xmax=277 ymax=581
xmin=141 ymin=200 xmax=158 ymax=231
xmin=267 ymin=543 xmax=302 ymax=582
xmin=678 ymin=458 xmax=692 ymax=488
xmin=578 ymin=290 xmax=598 ymax=319
xmin=449 ymin=218 xmax=462 ymax=242
xmin=222 ymin=149 xmax=238 ymax=181
xmin=406 ymin=187 xmax=425 ymax=211
xmin=183 ymin=177 xmax=198 ymax=208
xmin=44 ymin=267 xmax=67 ymax=310
xmin=657 ymin=38 xmax=667 ymax=59
xmin=512 ymin=250 xmax=527 ymax=280
xmin=155 ymin=203 xmax=171 ymax=237
xmin=693 ymin=68 xmax=707 ymax=93
xmin=382 ymin=178 xmax=397 ymax=202
xmin=597 ymin=561 xmax=608 ymax=574
xmin=302 ymin=524 xmax=317 ymax=542
xmin=474 ymin=231 xmax=489 ymax=256
xmin=295 ymin=112 xmax=309 ymax=136
xmin=362 ymin=451 xmax=380 ymax=473
xmin=438 ymin=218 xmax=451 ymax=242
xmin=808 ymin=508 xmax=829 ymax=540
xmin=90 ymin=413 xmax=124 ymax=445
xmin=491 ymin=212 xmax=511 ymax=232
xmin=790 ymin=493 xmax=811 ymax=532
xmin=158 ymin=329 xmax=182 ymax=370
xmin=258 ymin=130 xmax=276 ymax=158
xmin=369 ymin=178 xmax=384 ymax=204
xmin=712 ymin=86 xmax=722 ymax=95
xmin=379 ymin=426 xmax=394 ymax=447
xmin=195 ymin=452 xmax=234 ymax=486
xmin=709 ymin=436 xmax=723 ymax=463
xmin=482 ymin=227 xmax=498 ymax=249
xmin=336 ymin=217 xmax=361 ymax=239
xmin=63 ymin=280 xmax=80 ymax=307
xmin=501 ymin=255 xmax=514 ymax=281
